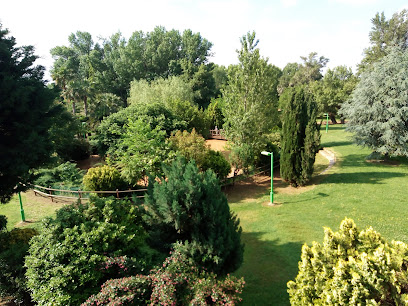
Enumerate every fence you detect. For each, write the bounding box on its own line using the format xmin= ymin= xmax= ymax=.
xmin=209 ymin=129 xmax=227 ymax=140
xmin=32 ymin=185 xmax=147 ymax=203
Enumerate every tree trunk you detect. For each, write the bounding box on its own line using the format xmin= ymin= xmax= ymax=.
xmin=84 ymin=96 xmax=88 ymax=117
xmin=329 ymin=113 xmax=337 ymax=124
xmin=71 ymin=100 xmax=76 ymax=115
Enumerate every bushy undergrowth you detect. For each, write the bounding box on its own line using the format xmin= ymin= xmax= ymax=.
xmin=0 ymin=216 xmax=37 ymax=304
xmin=34 ymin=161 xmax=84 ymax=188
xmin=288 ymin=218 xmax=408 ymax=305
xmin=25 ymin=197 xmax=152 ymax=305
xmin=83 ymin=243 xmax=245 ymax=305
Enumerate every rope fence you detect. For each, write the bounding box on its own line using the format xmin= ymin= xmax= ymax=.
xmin=32 ymin=185 xmax=147 ymax=203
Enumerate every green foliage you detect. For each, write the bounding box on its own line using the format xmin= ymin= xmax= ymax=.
xmin=340 ymin=47 xmax=408 ymax=157
xmin=94 ymin=102 xmax=185 ymax=156
xmin=201 ymin=150 xmax=231 ymax=179
xmin=59 ymin=137 xmax=91 ymax=161
xmin=0 ymin=218 xmax=38 ymax=304
xmin=288 ymin=218 xmax=408 ymax=305
xmin=0 ymin=215 xmax=6 ymax=232
xmin=277 ymin=52 xmax=328 ymax=95
xmin=168 ymin=129 xmax=209 ymax=165
xmin=34 ymin=161 xmax=84 ymax=188
xmin=359 ymin=9 xmax=408 ymax=73
xmin=144 ymin=157 xmax=243 ymax=275
xmin=83 ymin=243 xmax=245 ymax=305
xmin=88 ymin=93 xmax=124 ymax=123
xmin=205 ymin=97 xmax=225 ymax=128
xmin=0 ymin=24 xmax=63 ymax=203
xmin=25 ymin=197 xmax=150 ymax=305
xmin=223 ymin=31 xmax=281 ymax=171
xmin=280 ymin=86 xmax=320 ymax=186
xmin=310 ymin=65 xmax=358 ymax=123
xmin=83 ymin=165 xmax=126 ymax=191
xmin=110 ymin=118 xmax=172 ymax=186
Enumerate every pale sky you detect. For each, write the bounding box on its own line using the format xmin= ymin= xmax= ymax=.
xmin=2 ymin=0 xmax=407 ymax=80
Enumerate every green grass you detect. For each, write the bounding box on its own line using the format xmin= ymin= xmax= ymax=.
xmin=231 ymin=125 xmax=408 ymax=305
xmin=0 ymin=191 xmax=65 ymax=230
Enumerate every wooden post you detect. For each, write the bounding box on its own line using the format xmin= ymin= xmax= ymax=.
xmin=48 ymin=186 xmax=53 ymax=202
xmin=78 ymin=190 xmax=82 ymax=204
xmin=116 ymin=189 xmax=119 ymax=198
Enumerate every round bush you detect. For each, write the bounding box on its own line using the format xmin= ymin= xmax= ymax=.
xmin=288 ymin=218 xmax=408 ymax=304
xmin=83 ymin=165 xmax=126 ymax=192
xmin=201 ymin=150 xmax=231 ymax=179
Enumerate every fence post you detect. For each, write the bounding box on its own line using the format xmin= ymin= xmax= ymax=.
xmin=48 ymin=186 xmax=54 ymax=202
xmin=78 ymin=190 xmax=82 ymax=204
xmin=116 ymin=189 xmax=119 ymax=198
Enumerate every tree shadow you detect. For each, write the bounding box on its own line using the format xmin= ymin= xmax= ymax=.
xmin=319 ymin=170 xmax=406 ymax=185
xmin=236 ymin=231 xmax=303 ymax=305
xmin=321 ymin=140 xmax=353 ymax=148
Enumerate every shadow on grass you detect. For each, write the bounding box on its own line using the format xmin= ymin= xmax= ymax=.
xmin=320 ymin=170 xmax=406 ymax=185
xmin=322 ymin=140 xmax=353 ymax=148
xmin=236 ymin=231 xmax=302 ymax=305
xmin=224 ymin=176 xmax=270 ymax=203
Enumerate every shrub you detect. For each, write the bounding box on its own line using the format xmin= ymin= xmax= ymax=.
xmin=287 ymin=218 xmax=408 ymax=305
xmin=201 ymin=150 xmax=231 ymax=179
xmin=83 ymin=165 xmax=126 ymax=192
xmin=58 ymin=137 xmax=90 ymax=161
xmin=34 ymin=161 xmax=84 ymax=188
xmin=25 ymin=197 xmax=151 ymax=305
xmin=0 ymin=218 xmax=38 ymax=305
xmin=83 ymin=243 xmax=245 ymax=305
xmin=144 ymin=157 xmax=243 ymax=275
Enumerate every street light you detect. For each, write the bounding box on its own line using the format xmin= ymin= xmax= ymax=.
xmin=261 ymin=151 xmax=273 ymax=204
xmin=324 ymin=113 xmax=329 ymax=133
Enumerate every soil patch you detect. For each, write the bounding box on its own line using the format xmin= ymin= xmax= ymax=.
xmin=76 ymin=155 xmax=103 ymax=171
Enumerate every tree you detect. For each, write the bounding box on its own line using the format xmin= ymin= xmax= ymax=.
xmin=144 ymin=158 xmax=243 ymax=275
xmin=25 ymin=197 xmax=150 ymax=305
xmin=223 ymin=31 xmax=280 ymax=171
xmin=311 ymin=65 xmax=358 ymax=123
xmin=110 ymin=118 xmax=172 ymax=186
xmin=278 ymin=52 xmax=328 ymax=95
xmin=359 ymin=9 xmax=408 ymax=73
xmin=280 ymin=86 xmax=320 ymax=186
xmin=340 ymin=47 xmax=408 ymax=158
xmin=0 ymin=24 xmax=61 ymax=203
xmin=288 ymin=218 xmax=408 ymax=304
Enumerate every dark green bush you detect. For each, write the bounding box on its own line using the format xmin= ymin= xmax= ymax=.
xmin=25 ymin=197 xmax=151 ymax=305
xmin=34 ymin=161 xmax=84 ymax=188
xmin=57 ymin=137 xmax=90 ymax=161
xmin=0 ymin=218 xmax=38 ymax=305
xmin=201 ymin=150 xmax=231 ymax=179
xmin=145 ymin=157 xmax=243 ymax=275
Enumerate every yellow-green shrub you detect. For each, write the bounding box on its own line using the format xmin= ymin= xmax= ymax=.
xmin=83 ymin=165 xmax=126 ymax=191
xmin=288 ymin=218 xmax=408 ymax=305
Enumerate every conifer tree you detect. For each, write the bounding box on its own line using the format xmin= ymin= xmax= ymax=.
xmin=144 ymin=157 xmax=243 ymax=275
xmin=280 ymin=86 xmax=320 ymax=186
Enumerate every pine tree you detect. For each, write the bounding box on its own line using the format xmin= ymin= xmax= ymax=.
xmin=144 ymin=157 xmax=243 ymax=275
xmin=280 ymin=87 xmax=320 ymax=186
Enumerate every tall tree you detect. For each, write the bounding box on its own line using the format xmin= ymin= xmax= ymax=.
xmin=359 ymin=9 xmax=408 ymax=73
xmin=340 ymin=47 xmax=408 ymax=158
xmin=0 ymin=24 xmax=60 ymax=202
xmin=311 ymin=65 xmax=358 ymax=123
xmin=222 ymin=31 xmax=280 ymax=170
xmin=280 ymin=86 xmax=320 ymax=186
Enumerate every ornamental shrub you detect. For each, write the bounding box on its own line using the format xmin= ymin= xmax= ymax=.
xmin=34 ymin=161 xmax=84 ymax=188
xmin=144 ymin=157 xmax=243 ymax=275
xmin=201 ymin=150 xmax=231 ymax=179
xmin=83 ymin=243 xmax=245 ymax=305
xmin=0 ymin=218 xmax=38 ymax=304
xmin=25 ymin=197 xmax=151 ymax=305
xmin=83 ymin=165 xmax=126 ymax=192
xmin=288 ymin=218 xmax=408 ymax=305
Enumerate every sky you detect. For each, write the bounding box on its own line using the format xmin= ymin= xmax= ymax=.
xmin=2 ymin=0 xmax=408 ymax=81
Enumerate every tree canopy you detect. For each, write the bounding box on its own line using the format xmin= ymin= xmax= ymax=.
xmin=340 ymin=47 xmax=408 ymax=157
xmin=0 ymin=25 xmax=62 ymax=203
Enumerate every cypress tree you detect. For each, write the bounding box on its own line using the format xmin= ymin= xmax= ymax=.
xmin=144 ymin=157 xmax=243 ymax=275
xmin=280 ymin=86 xmax=320 ymax=186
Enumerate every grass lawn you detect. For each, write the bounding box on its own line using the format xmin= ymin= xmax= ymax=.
xmin=0 ymin=191 xmax=66 ymax=230
xmin=230 ymin=125 xmax=408 ymax=305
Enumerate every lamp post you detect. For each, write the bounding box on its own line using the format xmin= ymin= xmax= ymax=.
xmin=18 ymin=191 xmax=25 ymax=222
xmin=324 ymin=113 xmax=329 ymax=133
xmin=261 ymin=151 xmax=273 ymax=204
